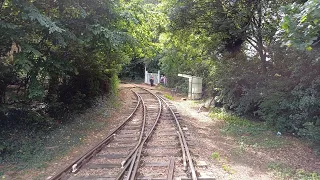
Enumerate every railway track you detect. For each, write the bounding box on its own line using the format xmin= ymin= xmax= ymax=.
xmin=50 ymin=86 xmax=213 ymax=180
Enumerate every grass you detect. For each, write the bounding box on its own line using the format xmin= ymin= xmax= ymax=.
xmin=209 ymin=108 xmax=289 ymax=149
xmin=211 ymin=152 xmax=221 ymax=160
xmin=230 ymin=142 xmax=246 ymax=156
xmin=222 ymin=163 xmax=235 ymax=174
xmin=267 ymin=162 xmax=320 ymax=180
xmin=164 ymin=94 xmax=174 ymax=100
xmin=210 ymin=107 xmax=320 ymax=179
xmin=0 ymin=95 xmax=119 ymax=176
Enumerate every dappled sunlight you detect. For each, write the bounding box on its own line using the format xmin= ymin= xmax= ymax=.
xmin=176 ymin=100 xmax=215 ymax=123
xmin=173 ymin=99 xmax=320 ymax=180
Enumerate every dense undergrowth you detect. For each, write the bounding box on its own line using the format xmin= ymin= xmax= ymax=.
xmin=212 ymin=47 xmax=320 ymax=147
xmin=158 ymin=0 xmax=320 ymax=147
xmin=0 ymin=94 xmax=118 ymax=175
xmin=209 ymin=107 xmax=320 ymax=179
xmin=1 ymin=0 xmax=320 ymax=177
xmin=209 ymin=107 xmax=287 ymax=149
xmin=0 ymin=0 xmax=128 ymax=170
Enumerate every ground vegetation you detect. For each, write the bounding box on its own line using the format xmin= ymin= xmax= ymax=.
xmin=1 ymin=0 xmax=320 ymax=176
xmin=1 ymin=0 xmax=137 ymax=169
xmin=158 ymin=0 xmax=320 ymax=148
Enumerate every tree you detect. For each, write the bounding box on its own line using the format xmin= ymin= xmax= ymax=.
xmin=170 ymin=0 xmax=292 ymax=73
xmin=280 ymin=0 xmax=320 ymax=50
xmin=0 ymin=0 xmax=132 ymax=116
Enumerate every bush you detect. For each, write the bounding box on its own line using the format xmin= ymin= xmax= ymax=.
xmin=212 ymin=45 xmax=320 ymax=139
xmin=298 ymin=122 xmax=320 ymax=145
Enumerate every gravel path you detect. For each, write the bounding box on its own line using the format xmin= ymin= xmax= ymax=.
xmin=142 ymin=84 xmax=320 ymax=180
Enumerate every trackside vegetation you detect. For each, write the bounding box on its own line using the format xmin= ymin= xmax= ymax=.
xmin=1 ymin=0 xmax=320 ymax=176
xmin=157 ymin=0 xmax=320 ymax=149
xmin=1 ymin=0 xmax=138 ymax=170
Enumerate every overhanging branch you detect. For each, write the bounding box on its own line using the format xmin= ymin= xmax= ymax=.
xmin=246 ymin=38 xmax=259 ymax=51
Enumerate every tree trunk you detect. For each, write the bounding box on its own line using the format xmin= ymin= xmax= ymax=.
xmin=257 ymin=42 xmax=267 ymax=74
xmin=47 ymin=74 xmax=59 ymax=103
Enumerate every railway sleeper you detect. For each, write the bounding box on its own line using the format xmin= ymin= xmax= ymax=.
xmin=144 ymin=148 xmax=181 ymax=154
xmin=122 ymin=125 xmax=142 ymax=130
xmin=69 ymin=176 xmax=117 ymax=180
xmin=156 ymin=128 xmax=176 ymax=132
xmin=117 ymin=130 xmax=140 ymax=134
xmin=114 ymin=136 xmax=139 ymax=141
xmin=87 ymin=163 xmax=120 ymax=169
xmin=112 ymin=140 xmax=139 ymax=144
xmin=141 ymin=162 xmax=170 ymax=167
xmin=96 ymin=153 xmax=127 ymax=159
xmin=115 ymin=133 xmax=140 ymax=138
xmin=146 ymin=144 xmax=180 ymax=149
xmin=143 ymin=151 xmax=181 ymax=157
xmin=155 ymin=132 xmax=178 ymax=136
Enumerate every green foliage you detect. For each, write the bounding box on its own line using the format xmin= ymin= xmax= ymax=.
xmin=155 ymin=0 xmax=320 ymax=149
xmin=1 ymin=0 xmax=133 ymax=115
xmin=268 ymin=162 xmax=320 ymax=179
xmin=210 ymin=107 xmax=289 ymax=149
xmin=0 ymin=0 xmax=137 ymax=170
xmin=298 ymin=122 xmax=320 ymax=145
xmin=119 ymin=57 xmax=145 ymax=81
xmin=164 ymin=94 xmax=173 ymax=100
xmin=280 ymin=0 xmax=320 ymax=50
xmin=221 ymin=163 xmax=235 ymax=174
xmin=110 ymin=73 xmax=120 ymax=96
xmin=0 ymin=97 xmax=117 ymax=170
xmin=205 ymin=43 xmax=320 ymax=145
xmin=210 ymin=108 xmax=269 ymax=136
xmin=211 ymin=152 xmax=221 ymax=160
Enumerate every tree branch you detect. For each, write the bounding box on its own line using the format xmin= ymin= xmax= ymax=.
xmin=0 ymin=0 xmax=5 ymax=13
xmin=251 ymin=15 xmax=259 ymax=28
xmin=247 ymin=36 xmax=258 ymax=44
xmin=246 ymin=38 xmax=259 ymax=51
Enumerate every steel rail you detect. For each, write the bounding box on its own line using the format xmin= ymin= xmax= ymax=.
xmin=127 ymin=86 xmax=194 ymax=179
xmin=50 ymin=90 xmax=141 ymax=180
xmin=115 ymin=94 xmax=147 ymax=179
xmin=177 ymin=130 xmax=187 ymax=171
xmin=127 ymin=89 xmax=163 ymax=180
xmin=158 ymin=95 xmax=198 ymax=180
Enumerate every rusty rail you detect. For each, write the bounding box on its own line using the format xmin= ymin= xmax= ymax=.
xmin=126 ymin=89 xmax=162 ymax=180
xmin=158 ymin=95 xmax=198 ymax=180
xmin=128 ymin=86 xmax=197 ymax=180
xmin=50 ymin=86 xmax=198 ymax=180
xmin=50 ymin=91 xmax=141 ymax=180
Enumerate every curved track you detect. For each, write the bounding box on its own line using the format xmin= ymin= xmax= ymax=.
xmin=50 ymin=86 xmax=207 ymax=180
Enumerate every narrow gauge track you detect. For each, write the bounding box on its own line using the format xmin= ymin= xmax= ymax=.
xmin=50 ymin=87 xmax=203 ymax=180
xmin=50 ymin=90 xmax=146 ymax=180
xmin=126 ymin=92 xmax=197 ymax=180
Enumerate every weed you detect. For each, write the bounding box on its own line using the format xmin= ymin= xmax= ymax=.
xmin=267 ymin=162 xmax=320 ymax=179
xmin=258 ymin=138 xmax=287 ymax=148
xmin=222 ymin=163 xmax=235 ymax=174
xmin=230 ymin=142 xmax=246 ymax=156
xmin=211 ymin=152 xmax=220 ymax=160
xmin=156 ymin=85 xmax=164 ymax=90
xmin=0 ymin=95 xmax=118 ymax=174
xmin=210 ymin=107 xmax=287 ymax=149
xmin=164 ymin=94 xmax=174 ymax=100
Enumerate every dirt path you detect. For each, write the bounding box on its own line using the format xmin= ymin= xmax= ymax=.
xmin=3 ymin=83 xmax=319 ymax=180
xmin=2 ymin=84 xmax=136 ymax=180
xmin=146 ymin=84 xmax=320 ymax=180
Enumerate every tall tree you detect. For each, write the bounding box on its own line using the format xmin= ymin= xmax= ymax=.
xmin=169 ymin=0 xmax=292 ymax=73
xmin=280 ymin=0 xmax=320 ymax=50
xmin=0 ymin=0 xmax=132 ymax=112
